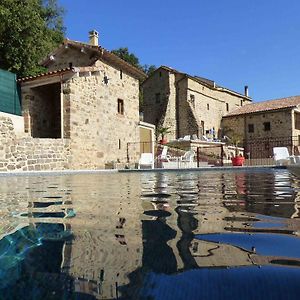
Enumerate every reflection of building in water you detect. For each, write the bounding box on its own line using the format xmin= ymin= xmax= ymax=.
xmin=189 ymin=239 xmax=253 ymax=267
xmin=63 ymin=173 xmax=144 ymax=299
xmin=0 ymin=173 xmax=144 ymax=299
xmin=135 ymin=170 xmax=300 ymax=276
xmin=2 ymin=171 xmax=300 ymax=298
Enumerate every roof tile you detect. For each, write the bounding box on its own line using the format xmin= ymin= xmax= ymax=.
xmin=224 ymin=95 xmax=300 ymax=117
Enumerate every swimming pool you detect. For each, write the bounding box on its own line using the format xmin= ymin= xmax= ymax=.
xmin=0 ymin=168 xmax=300 ymax=299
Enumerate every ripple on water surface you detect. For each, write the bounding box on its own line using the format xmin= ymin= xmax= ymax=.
xmin=0 ymin=169 xmax=300 ymax=299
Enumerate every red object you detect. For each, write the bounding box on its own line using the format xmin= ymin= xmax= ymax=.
xmin=160 ymin=138 xmax=168 ymax=145
xmin=231 ymin=156 xmax=245 ymax=166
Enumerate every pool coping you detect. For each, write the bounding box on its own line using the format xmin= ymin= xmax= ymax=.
xmin=0 ymin=165 xmax=287 ymax=177
xmin=119 ymin=165 xmax=286 ymax=173
xmin=0 ymin=169 xmax=119 ymax=177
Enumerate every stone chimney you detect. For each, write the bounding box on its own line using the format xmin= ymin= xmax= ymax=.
xmin=244 ymin=85 xmax=249 ymax=97
xmin=89 ymin=30 xmax=99 ymax=46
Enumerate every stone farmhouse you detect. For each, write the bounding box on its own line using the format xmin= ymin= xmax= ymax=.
xmin=21 ymin=30 xmax=151 ymax=169
xmin=142 ymin=66 xmax=252 ymax=141
xmin=222 ymin=95 xmax=300 ymax=158
xmin=0 ymin=31 xmax=155 ymax=171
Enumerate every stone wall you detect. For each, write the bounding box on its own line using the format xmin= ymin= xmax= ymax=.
xmin=183 ymin=77 xmax=250 ymax=138
xmin=142 ymin=68 xmax=177 ymax=140
xmin=0 ymin=116 xmax=70 ymax=172
xmin=64 ymin=59 xmax=140 ymax=169
xmin=21 ymin=51 xmax=142 ymax=170
xmin=221 ymin=109 xmax=299 ymax=159
xmin=222 ymin=109 xmax=294 ymax=140
xmin=142 ymin=68 xmax=251 ymax=141
xmin=23 ymin=83 xmax=61 ymax=138
xmin=47 ymin=47 xmax=93 ymax=72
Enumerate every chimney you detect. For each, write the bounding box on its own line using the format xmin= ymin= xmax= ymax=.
xmin=244 ymin=85 xmax=249 ymax=97
xmin=89 ymin=30 xmax=99 ymax=46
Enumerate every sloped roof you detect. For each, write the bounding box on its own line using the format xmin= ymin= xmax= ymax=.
xmin=40 ymin=39 xmax=147 ymax=81
xmin=18 ymin=66 xmax=114 ymax=83
xmin=224 ymin=95 xmax=300 ymax=117
xmin=149 ymin=66 xmax=250 ymax=100
xmin=18 ymin=67 xmax=74 ymax=82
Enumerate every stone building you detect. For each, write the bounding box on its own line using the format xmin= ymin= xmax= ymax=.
xmin=13 ymin=31 xmax=149 ymax=170
xmin=142 ymin=66 xmax=251 ymax=141
xmin=221 ymin=95 xmax=300 ymax=158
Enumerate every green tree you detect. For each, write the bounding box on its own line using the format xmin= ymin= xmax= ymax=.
xmin=142 ymin=64 xmax=157 ymax=76
xmin=111 ymin=47 xmax=140 ymax=69
xmin=111 ymin=47 xmax=157 ymax=77
xmin=0 ymin=0 xmax=65 ymax=77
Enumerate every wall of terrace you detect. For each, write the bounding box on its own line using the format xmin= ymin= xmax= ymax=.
xmin=0 ymin=116 xmax=70 ymax=172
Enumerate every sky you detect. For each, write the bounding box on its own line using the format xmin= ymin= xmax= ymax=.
xmin=58 ymin=0 xmax=300 ymax=102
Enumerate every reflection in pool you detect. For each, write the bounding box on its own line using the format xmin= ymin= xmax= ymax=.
xmin=0 ymin=169 xmax=300 ymax=299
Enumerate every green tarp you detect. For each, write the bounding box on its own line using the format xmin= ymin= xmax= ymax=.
xmin=0 ymin=69 xmax=21 ymax=116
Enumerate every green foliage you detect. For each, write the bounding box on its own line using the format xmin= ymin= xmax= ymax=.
xmin=111 ymin=47 xmax=140 ymax=68
xmin=157 ymin=126 xmax=171 ymax=139
xmin=111 ymin=47 xmax=157 ymax=77
xmin=223 ymin=126 xmax=243 ymax=155
xmin=0 ymin=0 xmax=65 ymax=77
xmin=142 ymin=64 xmax=157 ymax=76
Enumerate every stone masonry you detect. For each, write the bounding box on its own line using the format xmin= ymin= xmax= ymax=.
xmin=19 ymin=36 xmax=146 ymax=170
xmin=142 ymin=66 xmax=251 ymax=141
xmin=0 ymin=116 xmax=70 ymax=172
xmin=66 ymin=61 xmax=140 ymax=169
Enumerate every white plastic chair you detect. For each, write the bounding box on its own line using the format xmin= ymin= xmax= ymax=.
xmin=180 ymin=150 xmax=195 ymax=168
xmin=183 ymin=135 xmax=191 ymax=141
xmin=157 ymin=146 xmax=171 ymax=161
xmin=138 ymin=153 xmax=154 ymax=169
xmin=273 ymin=147 xmax=290 ymax=166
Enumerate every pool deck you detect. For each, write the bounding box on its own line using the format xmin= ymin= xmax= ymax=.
xmin=0 ymin=165 xmax=287 ymax=177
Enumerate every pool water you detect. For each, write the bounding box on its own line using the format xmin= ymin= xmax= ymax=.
xmin=0 ymin=168 xmax=300 ymax=299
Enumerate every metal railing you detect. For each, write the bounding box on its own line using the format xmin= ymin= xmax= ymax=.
xmin=126 ymin=136 xmax=299 ymax=169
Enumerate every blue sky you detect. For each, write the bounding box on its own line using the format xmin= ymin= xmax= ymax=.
xmin=59 ymin=0 xmax=300 ymax=102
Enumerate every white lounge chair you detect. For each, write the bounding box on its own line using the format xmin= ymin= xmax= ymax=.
xmin=180 ymin=150 xmax=195 ymax=167
xmin=138 ymin=153 xmax=154 ymax=169
xmin=157 ymin=146 xmax=171 ymax=161
xmin=273 ymin=147 xmax=290 ymax=166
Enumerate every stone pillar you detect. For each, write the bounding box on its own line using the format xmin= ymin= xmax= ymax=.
xmin=23 ymin=110 xmax=31 ymax=135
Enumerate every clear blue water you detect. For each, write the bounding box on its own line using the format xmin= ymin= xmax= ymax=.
xmin=0 ymin=168 xmax=300 ymax=299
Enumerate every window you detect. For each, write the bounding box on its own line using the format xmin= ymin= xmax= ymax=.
xmin=207 ymin=103 xmax=210 ymax=110
xmin=155 ymin=93 xmax=161 ymax=103
xmin=189 ymin=94 xmax=195 ymax=108
xmin=118 ymin=99 xmax=124 ymax=115
xmin=120 ymin=70 xmax=123 ymax=79
xmin=118 ymin=139 xmax=121 ymax=149
xmin=240 ymin=100 xmax=243 ymax=106
xmin=248 ymin=124 xmax=254 ymax=133
xmin=226 ymin=103 xmax=229 ymax=112
xmin=159 ymin=71 xmax=162 ymax=77
xmin=263 ymin=122 xmax=270 ymax=131
xmin=201 ymin=120 xmax=205 ymax=135
xmin=295 ymin=113 xmax=300 ymax=130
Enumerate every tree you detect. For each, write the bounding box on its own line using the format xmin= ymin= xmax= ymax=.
xmin=111 ymin=47 xmax=140 ymax=69
xmin=0 ymin=0 xmax=65 ymax=77
xmin=142 ymin=64 xmax=157 ymax=76
xmin=111 ymin=47 xmax=157 ymax=77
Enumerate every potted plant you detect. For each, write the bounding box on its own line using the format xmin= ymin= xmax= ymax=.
xmin=230 ymin=135 xmax=245 ymax=166
xmin=223 ymin=129 xmax=245 ymax=166
xmin=157 ymin=126 xmax=171 ymax=145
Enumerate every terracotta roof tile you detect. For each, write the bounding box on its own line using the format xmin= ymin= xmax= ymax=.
xmin=224 ymin=95 xmax=300 ymax=117
xmin=18 ymin=68 xmax=74 ymax=82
